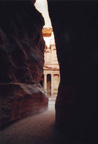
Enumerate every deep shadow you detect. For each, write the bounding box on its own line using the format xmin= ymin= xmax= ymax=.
xmin=48 ymin=1 xmax=98 ymax=143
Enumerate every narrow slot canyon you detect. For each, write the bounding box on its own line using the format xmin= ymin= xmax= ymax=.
xmin=0 ymin=0 xmax=98 ymax=144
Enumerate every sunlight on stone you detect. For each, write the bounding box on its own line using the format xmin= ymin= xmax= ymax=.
xmin=43 ymin=29 xmax=60 ymax=97
xmin=35 ymin=0 xmax=60 ymax=98
xmin=34 ymin=0 xmax=52 ymax=28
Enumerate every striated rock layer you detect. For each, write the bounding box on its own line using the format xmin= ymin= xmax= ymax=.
xmin=0 ymin=83 xmax=48 ymax=127
xmin=48 ymin=1 xmax=98 ymax=142
xmin=0 ymin=1 xmax=48 ymax=128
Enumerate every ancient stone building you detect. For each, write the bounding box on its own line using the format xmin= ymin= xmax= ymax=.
xmin=1 ymin=0 xmax=98 ymax=142
xmin=41 ymin=28 xmax=60 ymax=97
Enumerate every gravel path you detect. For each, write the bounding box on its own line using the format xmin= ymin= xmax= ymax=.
xmin=0 ymin=99 xmax=67 ymax=144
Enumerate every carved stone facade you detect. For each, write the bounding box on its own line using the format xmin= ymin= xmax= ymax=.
xmin=42 ymin=28 xmax=60 ymax=97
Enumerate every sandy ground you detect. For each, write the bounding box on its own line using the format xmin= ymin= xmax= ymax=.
xmin=1 ymin=98 xmax=97 ymax=144
xmin=0 ymin=98 xmax=67 ymax=144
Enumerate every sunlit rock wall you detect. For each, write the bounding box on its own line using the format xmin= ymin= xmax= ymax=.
xmin=0 ymin=1 xmax=48 ymax=128
xmin=48 ymin=1 xmax=98 ymax=142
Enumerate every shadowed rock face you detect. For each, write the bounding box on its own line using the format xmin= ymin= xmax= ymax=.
xmin=0 ymin=1 xmax=44 ymax=83
xmin=0 ymin=1 xmax=48 ymax=128
xmin=1 ymin=83 xmax=48 ymax=127
xmin=48 ymin=1 xmax=98 ymax=142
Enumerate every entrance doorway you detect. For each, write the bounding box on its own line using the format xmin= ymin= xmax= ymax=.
xmin=40 ymin=74 xmax=44 ymax=86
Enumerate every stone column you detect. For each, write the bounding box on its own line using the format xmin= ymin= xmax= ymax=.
xmin=51 ymin=74 xmax=54 ymax=96
xmin=51 ymin=46 xmax=54 ymax=63
xmin=44 ymin=74 xmax=47 ymax=91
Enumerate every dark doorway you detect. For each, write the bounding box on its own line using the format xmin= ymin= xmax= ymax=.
xmin=40 ymin=74 xmax=44 ymax=86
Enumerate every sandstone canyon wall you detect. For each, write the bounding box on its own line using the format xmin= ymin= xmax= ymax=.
xmin=0 ymin=0 xmax=48 ymax=128
xmin=48 ymin=1 xmax=98 ymax=143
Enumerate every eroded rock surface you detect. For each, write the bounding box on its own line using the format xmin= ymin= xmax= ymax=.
xmin=0 ymin=83 xmax=48 ymax=127
xmin=0 ymin=1 xmax=48 ymax=128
